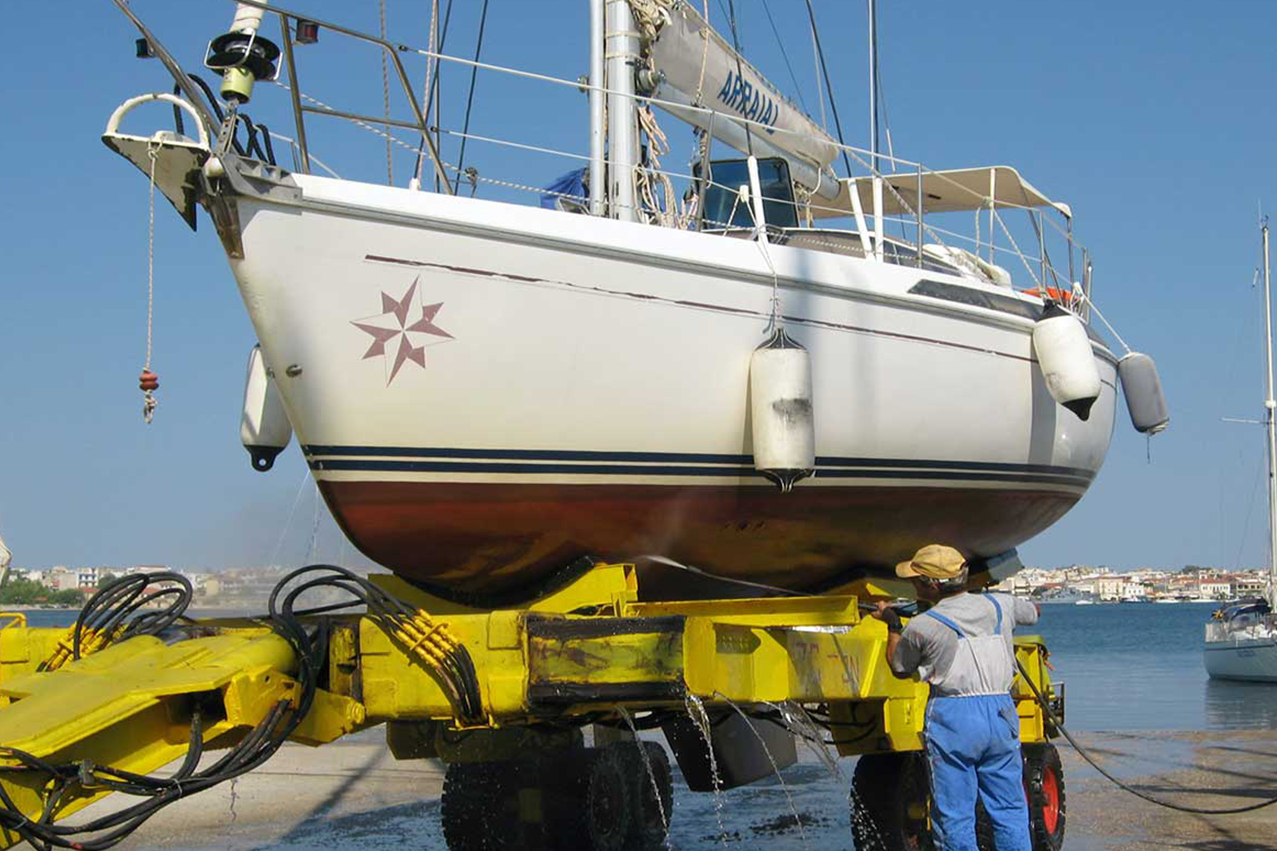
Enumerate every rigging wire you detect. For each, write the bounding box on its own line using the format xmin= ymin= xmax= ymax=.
xmin=453 ymin=0 xmax=491 ymax=194
xmin=757 ymin=0 xmax=811 ymax=117
xmin=724 ymin=0 xmax=755 ymax=157
xmin=800 ymin=0 xmax=852 ymax=179
xmin=1232 ymin=441 xmax=1266 ymax=572
xmin=378 ymin=0 xmax=393 ymax=185
xmin=413 ymin=0 xmax=457 ymax=190
xmin=867 ymin=0 xmax=879 ymax=168
xmin=1219 ymin=268 xmax=1264 ymax=566
xmin=807 ymin=14 xmax=827 ymax=131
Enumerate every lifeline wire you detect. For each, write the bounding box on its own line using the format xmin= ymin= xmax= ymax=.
xmin=1016 ymin=659 xmax=1277 ymax=815
xmin=1070 ymin=287 xmax=1134 ymax=354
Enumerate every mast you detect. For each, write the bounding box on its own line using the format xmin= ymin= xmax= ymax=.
xmin=1264 ymin=219 xmax=1277 ymax=607
xmin=605 ymin=0 xmax=639 ymax=221
xmin=588 ymin=0 xmax=605 ymax=216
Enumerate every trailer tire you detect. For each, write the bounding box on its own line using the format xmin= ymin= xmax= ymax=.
xmin=551 ymin=746 xmax=632 ymax=851
xmin=441 ymin=761 xmax=521 ymax=851
xmin=850 ymin=752 xmax=933 ymax=850
xmin=849 ymin=754 xmax=997 ymax=851
xmin=1023 ymin=743 xmax=1066 ymax=851
xmin=608 ymin=741 xmax=674 ymax=851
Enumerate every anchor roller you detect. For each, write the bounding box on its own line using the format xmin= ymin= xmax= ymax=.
xmin=240 ymin=344 xmax=292 ymax=472
xmin=749 ymin=328 xmax=815 ymax=492
xmin=1032 ymin=303 xmax=1101 ymax=421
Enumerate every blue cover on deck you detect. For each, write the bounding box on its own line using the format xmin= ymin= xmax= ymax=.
xmin=540 ymin=168 xmax=588 ymax=210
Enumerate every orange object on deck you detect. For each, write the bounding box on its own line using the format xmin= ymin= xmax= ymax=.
xmin=1023 ymin=287 xmax=1074 ymax=304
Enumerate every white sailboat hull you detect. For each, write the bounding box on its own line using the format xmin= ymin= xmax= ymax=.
xmin=225 ymin=174 xmax=1118 ymax=600
xmin=1204 ymin=635 xmax=1277 ymax=682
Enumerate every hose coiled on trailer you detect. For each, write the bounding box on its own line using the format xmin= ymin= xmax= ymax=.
xmin=37 ymin=572 xmax=194 ymax=672
xmin=268 ymin=564 xmax=483 ymax=724
xmin=0 ymin=564 xmax=482 ymax=849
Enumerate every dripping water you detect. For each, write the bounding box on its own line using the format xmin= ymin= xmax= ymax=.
xmin=683 ymin=693 xmax=730 ymax=846
xmin=759 ymin=700 xmax=891 ymax=851
xmin=614 ymin=706 xmax=672 ymax=846
xmin=764 ymin=699 xmax=842 ymax=779
xmin=715 ymin=693 xmax=809 ymax=847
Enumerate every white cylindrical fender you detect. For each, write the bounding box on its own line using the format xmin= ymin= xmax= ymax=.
xmin=1118 ymin=352 xmax=1169 ymax=434
xmin=1032 ymin=303 xmax=1102 ymax=421
xmin=750 ymin=328 xmax=815 ymax=492
xmin=240 ymin=344 xmax=292 ymax=472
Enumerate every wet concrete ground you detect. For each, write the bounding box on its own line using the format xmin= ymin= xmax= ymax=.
xmin=57 ymin=728 xmax=1277 ymax=851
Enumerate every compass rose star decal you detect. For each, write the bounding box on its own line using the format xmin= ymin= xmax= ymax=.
xmin=351 ymin=276 xmax=454 ymax=385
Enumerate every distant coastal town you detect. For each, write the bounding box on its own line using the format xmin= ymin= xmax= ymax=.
xmin=0 ymin=564 xmax=297 ymax=608
xmin=0 ymin=561 xmax=1269 ymax=608
xmin=991 ymin=564 xmax=1271 ymax=603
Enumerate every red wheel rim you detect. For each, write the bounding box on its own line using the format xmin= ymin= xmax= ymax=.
xmin=1041 ymin=765 xmax=1061 ymax=835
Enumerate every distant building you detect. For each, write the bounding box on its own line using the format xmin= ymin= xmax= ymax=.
xmin=1199 ymin=580 xmax=1233 ymax=599
xmin=1233 ymin=574 xmax=1267 ymax=597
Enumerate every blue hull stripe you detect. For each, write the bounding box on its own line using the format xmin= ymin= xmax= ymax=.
xmin=301 ymin=444 xmax=1095 ymax=481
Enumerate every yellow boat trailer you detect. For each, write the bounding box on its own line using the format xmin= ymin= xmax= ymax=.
xmin=0 ymin=563 xmax=1063 ymax=851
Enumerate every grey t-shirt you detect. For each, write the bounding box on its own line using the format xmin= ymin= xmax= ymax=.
xmin=890 ymin=592 xmax=1039 ymax=693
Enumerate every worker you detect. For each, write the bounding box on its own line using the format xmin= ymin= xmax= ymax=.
xmin=873 ymin=544 xmax=1040 ymax=851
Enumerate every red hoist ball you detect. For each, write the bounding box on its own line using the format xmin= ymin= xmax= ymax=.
xmin=139 ymin=370 xmax=160 ymax=392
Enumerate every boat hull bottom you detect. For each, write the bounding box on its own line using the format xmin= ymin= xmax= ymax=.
xmin=318 ymin=480 xmax=1080 ymax=602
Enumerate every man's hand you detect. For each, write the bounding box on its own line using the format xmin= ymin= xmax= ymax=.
xmin=873 ymin=601 xmax=904 ymax=633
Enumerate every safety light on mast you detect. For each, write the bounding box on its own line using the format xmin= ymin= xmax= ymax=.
xmin=205 ymin=2 xmax=281 ymax=104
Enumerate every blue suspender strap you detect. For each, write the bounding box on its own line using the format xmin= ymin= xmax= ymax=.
xmin=925 ymin=610 xmax=966 ymax=638
xmin=988 ymin=595 xmax=1004 ymax=633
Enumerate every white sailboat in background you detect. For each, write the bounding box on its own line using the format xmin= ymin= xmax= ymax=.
xmin=1205 ymin=219 xmax=1277 ymax=682
xmin=101 ymin=0 xmax=1168 ymax=604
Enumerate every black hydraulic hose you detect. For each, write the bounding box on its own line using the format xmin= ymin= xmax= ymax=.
xmin=1016 ymin=659 xmax=1277 ymax=815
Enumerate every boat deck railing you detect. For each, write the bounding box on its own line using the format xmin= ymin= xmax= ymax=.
xmin=1206 ymin=612 xmax=1277 ymax=643
xmin=130 ymin=0 xmax=1091 ymax=311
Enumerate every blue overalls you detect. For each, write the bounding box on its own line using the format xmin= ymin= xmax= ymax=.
xmin=923 ymin=597 xmax=1032 ymax=851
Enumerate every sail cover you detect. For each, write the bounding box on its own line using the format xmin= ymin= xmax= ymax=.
xmin=644 ymin=2 xmax=839 ymax=196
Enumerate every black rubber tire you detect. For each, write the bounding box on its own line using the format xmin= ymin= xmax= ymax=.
xmin=849 ymin=753 xmax=1000 ymax=851
xmin=550 ymin=746 xmax=632 ymax=851
xmin=850 ymin=752 xmax=934 ymax=851
xmin=1023 ymin=743 xmax=1066 ymax=851
xmin=441 ymin=762 xmax=521 ymax=851
xmin=612 ymin=741 xmax=674 ymax=851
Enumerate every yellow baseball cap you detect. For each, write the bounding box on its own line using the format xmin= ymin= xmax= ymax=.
xmin=895 ymin=544 xmax=967 ymax=579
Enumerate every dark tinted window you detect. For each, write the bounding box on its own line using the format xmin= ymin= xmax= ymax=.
xmin=701 ymin=158 xmax=798 ymax=229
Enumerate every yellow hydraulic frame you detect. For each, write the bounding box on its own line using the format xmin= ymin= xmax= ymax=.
xmin=0 ymin=563 xmax=1058 ymax=848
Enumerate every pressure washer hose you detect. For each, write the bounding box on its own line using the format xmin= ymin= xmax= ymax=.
xmin=1015 ymin=659 xmax=1277 ymax=815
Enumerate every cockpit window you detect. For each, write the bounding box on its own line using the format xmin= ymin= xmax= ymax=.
xmin=701 ymin=158 xmax=798 ymax=230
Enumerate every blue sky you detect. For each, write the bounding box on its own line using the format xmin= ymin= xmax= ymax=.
xmin=2 ymin=0 xmax=1275 ymax=573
